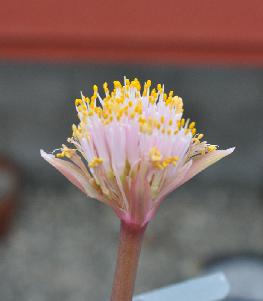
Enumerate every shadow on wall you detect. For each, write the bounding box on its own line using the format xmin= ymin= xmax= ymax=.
xmin=0 ymin=62 xmax=262 ymax=189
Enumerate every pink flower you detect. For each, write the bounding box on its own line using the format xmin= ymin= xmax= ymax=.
xmin=41 ymin=78 xmax=234 ymax=227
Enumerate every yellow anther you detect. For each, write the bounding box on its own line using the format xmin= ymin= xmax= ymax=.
xmin=168 ymin=119 xmax=173 ymax=126
xmin=95 ymin=107 xmax=103 ymax=116
xmin=192 ymin=138 xmax=200 ymax=144
xmin=162 ymin=161 xmax=168 ymax=168
xmin=174 ymin=96 xmax=184 ymax=113
xmin=149 ymin=96 xmax=156 ymax=104
xmin=75 ymin=98 xmax=82 ymax=106
xmin=72 ymin=124 xmax=77 ymax=132
xmin=134 ymin=78 xmax=141 ymax=86
xmin=198 ymin=134 xmax=204 ymax=140
xmin=169 ymin=90 xmax=174 ymax=98
xmin=143 ymin=80 xmax=151 ymax=96
xmin=191 ymin=128 xmax=197 ymax=135
xmin=177 ymin=120 xmax=181 ymax=128
xmin=146 ymin=80 xmax=151 ymax=87
xmin=113 ymin=81 xmax=122 ymax=88
xmin=72 ymin=124 xmax=81 ymax=139
xmin=150 ymin=88 xmax=157 ymax=97
xmin=130 ymin=112 xmax=135 ymax=119
xmin=166 ymin=98 xmax=172 ymax=105
xmin=155 ymin=163 xmax=164 ymax=169
xmin=64 ymin=152 xmax=72 ymax=159
xmin=57 ymin=145 xmax=75 ymax=159
xmin=138 ymin=116 xmax=146 ymax=123
xmin=189 ymin=121 xmax=196 ymax=129
xmin=134 ymin=105 xmax=142 ymax=114
xmin=88 ymin=157 xmax=103 ymax=168
xmin=157 ymin=155 xmax=179 ymax=169
xmin=181 ymin=118 xmax=185 ymax=127
xmin=160 ymin=116 xmax=165 ymax=124
xmin=140 ymin=123 xmax=153 ymax=135
xmin=93 ymin=84 xmax=98 ymax=93
xmin=149 ymin=147 xmax=162 ymax=162
xmin=131 ymin=78 xmax=141 ymax=91
xmin=128 ymin=100 xmax=133 ymax=107
xmin=103 ymin=112 xmax=109 ymax=119
xmin=167 ymin=128 xmax=172 ymax=135
xmin=56 ymin=153 xmax=64 ymax=158
xmin=103 ymin=82 xmax=109 ymax=95
xmin=171 ymin=156 xmax=179 ymax=166
xmin=116 ymin=96 xmax=124 ymax=104
xmin=208 ymin=145 xmax=217 ymax=152
xmin=157 ymin=83 xmax=162 ymax=91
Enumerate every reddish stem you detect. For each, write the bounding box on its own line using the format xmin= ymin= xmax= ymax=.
xmin=110 ymin=221 xmax=147 ymax=301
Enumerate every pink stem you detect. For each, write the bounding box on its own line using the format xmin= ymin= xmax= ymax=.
xmin=110 ymin=221 xmax=147 ymax=301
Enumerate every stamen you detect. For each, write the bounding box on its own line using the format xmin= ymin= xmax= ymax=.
xmin=149 ymin=147 xmax=162 ymax=162
xmin=89 ymin=157 xmax=103 ymax=168
xmin=189 ymin=122 xmax=196 ymax=129
xmin=207 ymin=145 xmax=217 ymax=152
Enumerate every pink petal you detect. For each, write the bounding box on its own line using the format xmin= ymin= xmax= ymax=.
xmin=40 ymin=150 xmax=98 ymax=198
xmin=179 ymin=147 xmax=235 ymax=188
xmin=145 ymin=160 xmax=193 ymax=223
xmin=126 ymin=167 xmax=152 ymax=226
xmin=155 ymin=160 xmax=193 ymax=205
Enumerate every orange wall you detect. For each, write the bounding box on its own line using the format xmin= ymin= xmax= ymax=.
xmin=1 ymin=0 xmax=263 ymax=65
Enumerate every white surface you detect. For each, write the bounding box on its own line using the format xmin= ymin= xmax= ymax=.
xmin=207 ymin=257 xmax=263 ymax=299
xmin=134 ymin=273 xmax=229 ymax=301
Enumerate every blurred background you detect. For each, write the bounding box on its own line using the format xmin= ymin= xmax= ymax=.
xmin=0 ymin=1 xmax=263 ymax=300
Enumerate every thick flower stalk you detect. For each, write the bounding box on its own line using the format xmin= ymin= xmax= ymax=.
xmin=41 ymin=78 xmax=234 ymax=301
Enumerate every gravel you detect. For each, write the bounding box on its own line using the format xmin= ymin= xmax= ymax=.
xmin=0 ymin=186 xmax=262 ymax=301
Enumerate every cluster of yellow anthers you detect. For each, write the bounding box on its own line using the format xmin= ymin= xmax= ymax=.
xmin=56 ymin=144 xmax=103 ymax=168
xmin=72 ymin=78 xmax=188 ymax=135
xmin=56 ymin=145 xmax=75 ymax=158
xmin=149 ymin=147 xmax=179 ymax=170
xmin=55 ymin=78 xmax=218 ymax=169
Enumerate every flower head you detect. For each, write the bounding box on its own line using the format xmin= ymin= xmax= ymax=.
xmin=41 ymin=78 xmax=234 ymax=227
